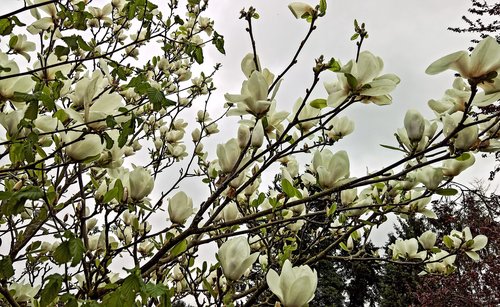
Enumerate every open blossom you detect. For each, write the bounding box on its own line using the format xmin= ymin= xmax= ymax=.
xmin=266 ymin=259 xmax=318 ymax=307
xmin=0 ymin=53 xmax=35 ymax=105
xmin=225 ymin=70 xmax=271 ymax=117
xmin=312 ymin=149 xmax=350 ymax=188
xmin=426 ymin=251 xmax=456 ymax=274
xmin=418 ymin=230 xmax=437 ymax=250
xmin=218 ymin=237 xmax=259 ymax=281
xmin=325 ymin=51 xmax=400 ymax=107
xmin=448 ymin=227 xmax=488 ymax=261
xmin=426 ymin=36 xmax=500 ymax=90
xmin=391 ymin=238 xmax=427 ymax=260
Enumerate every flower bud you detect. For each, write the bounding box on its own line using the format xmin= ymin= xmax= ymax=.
xmin=251 ymin=121 xmax=265 ymax=148
xmin=404 ymin=109 xmax=425 ymax=142
xmin=128 ymin=167 xmax=154 ymax=201
xmin=168 ymin=191 xmax=194 ymax=224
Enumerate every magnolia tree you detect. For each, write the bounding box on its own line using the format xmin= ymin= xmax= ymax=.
xmin=0 ymin=0 xmax=499 ymax=306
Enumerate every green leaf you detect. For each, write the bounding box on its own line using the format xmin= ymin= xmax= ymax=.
xmin=40 ymin=274 xmax=63 ymax=307
xmin=327 ymin=203 xmax=337 ymax=217
xmin=141 ymin=282 xmax=168 ymax=297
xmin=319 ymin=0 xmax=327 ymax=15
xmin=24 ymin=101 xmax=39 ymax=120
xmin=212 ymin=31 xmax=225 ymax=54
xmin=345 ymin=73 xmax=358 ymax=89
xmin=54 ymin=45 xmax=70 ymax=58
xmin=350 ymin=33 xmax=360 ymax=41
xmin=69 ymin=237 xmax=85 ymax=267
xmin=53 ymin=241 xmax=72 ymax=264
xmin=443 ymin=235 xmax=454 ymax=249
xmin=339 ymin=242 xmax=349 ymax=252
xmin=0 ymin=256 xmax=14 ymax=279
xmin=456 ymin=152 xmax=471 ymax=161
xmin=77 ymin=36 xmax=92 ymax=51
xmin=146 ymin=87 xmax=167 ymax=111
xmin=170 ymin=239 xmax=188 ymax=257
xmin=309 ymin=98 xmax=327 ymax=109
xmin=327 ymin=58 xmax=341 ymax=72
xmin=8 ymin=35 xmax=18 ymax=48
xmin=0 ymin=18 xmax=14 ymax=36
xmin=0 ymin=191 xmax=12 ymax=200
xmin=435 ymin=188 xmax=458 ymax=196
xmin=281 ymin=179 xmax=296 ymax=198
xmin=193 ymin=46 xmax=204 ymax=64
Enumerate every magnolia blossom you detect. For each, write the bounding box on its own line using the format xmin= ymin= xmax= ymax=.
xmin=415 ymin=166 xmax=443 ymax=190
xmin=325 ymin=51 xmax=400 ymax=107
xmin=0 ymin=53 xmax=35 ymax=105
xmin=288 ymin=2 xmax=315 ymax=19
xmin=266 ymin=259 xmax=318 ymax=307
xmin=168 ymin=191 xmax=194 ymax=224
xmin=62 ymin=131 xmax=104 ymax=161
xmin=425 ymin=36 xmax=500 ymax=88
xmin=404 ymin=109 xmax=425 ymax=142
xmin=443 ymin=112 xmax=478 ymax=150
xmin=216 ymin=138 xmax=241 ymax=173
xmin=327 ymin=116 xmax=355 ymax=140
xmin=218 ymin=237 xmax=259 ymax=281
xmin=291 ymin=98 xmax=320 ymax=132
xmin=8 ymin=282 xmax=40 ymax=303
xmin=448 ymin=227 xmax=488 ymax=261
xmin=312 ymin=149 xmax=350 ymax=188
xmin=225 ymin=71 xmax=271 ymax=117
xmin=441 ymin=153 xmax=475 ymax=177
xmin=425 ymin=251 xmax=456 ymax=274
xmin=418 ymin=230 xmax=437 ymax=250
xmin=128 ymin=166 xmax=154 ymax=201
xmin=391 ymin=238 xmax=427 ymax=260
xmin=10 ymin=34 xmax=36 ymax=61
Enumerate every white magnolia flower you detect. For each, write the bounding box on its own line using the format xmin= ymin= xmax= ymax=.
xmin=418 ymin=230 xmax=437 ymax=250
xmin=168 ymin=191 xmax=194 ymax=224
xmin=266 ymin=259 xmax=318 ymax=307
xmin=426 ymin=36 xmax=500 ymax=91
xmin=312 ymin=149 xmax=350 ymax=189
xmin=391 ymin=238 xmax=427 ymax=260
xmin=291 ymin=97 xmax=320 ymax=132
xmin=251 ymin=120 xmax=265 ymax=148
xmin=415 ymin=166 xmax=443 ymax=190
xmin=0 ymin=53 xmax=35 ymax=105
xmin=442 ymin=111 xmax=478 ymax=150
xmin=10 ymin=34 xmax=36 ymax=61
xmin=288 ymin=2 xmax=315 ymax=19
xmin=442 ymin=153 xmax=475 ymax=177
xmin=327 ymin=116 xmax=355 ymax=140
xmin=62 ymin=131 xmax=104 ymax=161
xmin=218 ymin=237 xmax=259 ymax=281
xmin=425 ymin=251 xmax=456 ymax=274
xmin=128 ymin=166 xmax=154 ymax=201
xmin=404 ymin=109 xmax=425 ymax=142
xmin=225 ymin=71 xmax=271 ymax=117
xmin=216 ymin=138 xmax=242 ymax=173
xmin=8 ymin=282 xmax=40 ymax=303
xmin=325 ymin=51 xmax=400 ymax=107
xmin=449 ymin=227 xmax=488 ymax=261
